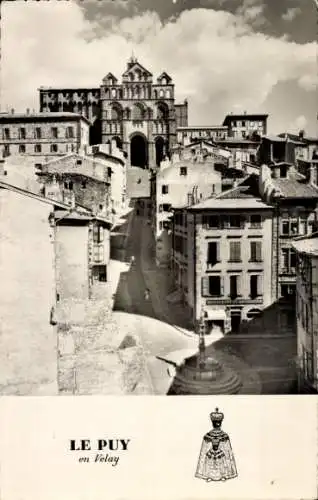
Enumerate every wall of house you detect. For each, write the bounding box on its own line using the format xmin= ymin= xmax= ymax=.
xmin=194 ymin=209 xmax=273 ymax=328
xmin=296 ymin=253 xmax=318 ymax=390
xmin=156 ymin=164 xmax=222 ymax=265
xmin=55 ymin=225 xmax=89 ymax=299
xmin=0 ymin=117 xmax=89 ymax=157
xmin=0 ymin=189 xmax=57 ymax=394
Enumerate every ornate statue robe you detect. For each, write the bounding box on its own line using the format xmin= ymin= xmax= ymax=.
xmin=195 ymin=428 xmax=237 ymax=482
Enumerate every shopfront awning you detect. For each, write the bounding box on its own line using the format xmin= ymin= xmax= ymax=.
xmin=205 ymin=309 xmax=227 ymax=321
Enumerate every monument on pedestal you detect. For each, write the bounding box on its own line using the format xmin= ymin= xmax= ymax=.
xmin=168 ymin=311 xmax=242 ymax=395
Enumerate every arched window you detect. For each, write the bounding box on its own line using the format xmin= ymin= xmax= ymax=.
xmin=111 ymin=89 xmax=117 ymax=99
xmin=154 ymin=90 xmax=158 ymax=99
xmin=132 ymin=103 xmax=144 ymax=121
xmin=156 ymin=102 xmax=168 ymax=120
xmin=111 ymin=104 xmax=123 ymax=121
xmin=125 ymin=107 xmax=131 ymax=120
xmin=159 ymin=89 xmax=164 ymax=98
xmin=162 ymin=77 xmax=167 ymax=85
xmin=135 ymin=86 xmax=140 ymax=98
xmin=165 ymin=89 xmax=170 ymax=99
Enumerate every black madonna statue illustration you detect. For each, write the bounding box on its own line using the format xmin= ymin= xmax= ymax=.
xmin=195 ymin=408 xmax=238 ymax=482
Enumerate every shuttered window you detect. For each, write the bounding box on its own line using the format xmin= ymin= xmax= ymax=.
xmin=93 ymin=225 xmax=104 ymax=244
xmin=207 ymin=242 xmax=220 ymax=264
xmin=229 ymin=275 xmax=241 ymax=298
xmin=250 ymin=241 xmax=262 ymax=262
xmin=229 ymin=241 xmax=241 ymax=262
xmin=94 ymin=245 xmax=104 ymax=262
xmin=250 ymin=274 xmax=263 ymax=298
xmin=201 ymin=276 xmax=223 ymax=297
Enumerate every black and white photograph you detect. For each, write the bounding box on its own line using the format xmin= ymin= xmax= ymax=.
xmin=0 ymin=0 xmax=317 ymax=499
xmin=0 ymin=0 xmax=318 ymax=397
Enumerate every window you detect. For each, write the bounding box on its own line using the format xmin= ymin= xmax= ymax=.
xmin=19 ymin=127 xmax=26 ymax=139
xmin=180 ymin=167 xmax=187 ymax=176
xmin=202 ymin=215 xmax=219 ymax=228
xmin=93 ymin=225 xmax=104 ymax=244
xmin=250 ymin=214 xmax=262 ymax=228
xmin=280 ymin=165 xmax=287 ymax=178
xmin=229 ymin=241 xmax=241 ymax=262
xmin=3 ymin=144 xmax=10 ymax=157
xmin=35 ymin=127 xmax=41 ymax=139
xmin=3 ymin=128 xmax=10 ymax=140
xmin=207 ymin=242 xmax=219 ymax=265
xmin=229 ymin=275 xmax=240 ymax=298
xmin=107 ymin=167 xmax=112 ymax=177
xmin=162 ymin=185 xmax=169 ymax=194
xmin=76 ymin=159 xmax=82 ymax=165
xmin=250 ymin=275 xmax=262 ymax=298
xmin=228 ymin=215 xmax=242 ymax=228
xmin=81 ymin=180 xmax=87 ymax=189
xmin=209 ymin=276 xmax=221 ymax=296
xmin=281 ymin=218 xmax=299 ymax=236
xmin=50 ymin=144 xmax=58 ymax=153
xmin=64 ymin=180 xmax=73 ymax=190
xmin=281 ymin=248 xmax=296 ymax=272
xmin=66 ymin=126 xmax=74 ymax=139
xmin=34 ymin=144 xmax=42 ymax=153
xmin=51 ymin=127 xmax=58 ymax=139
xmin=94 ymin=245 xmax=104 ymax=262
xmin=162 ymin=203 xmax=171 ymax=212
xmin=280 ymin=284 xmax=296 ymax=299
xmin=250 ymin=241 xmax=262 ymax=262
xmin=19 ymin=145 xmax=26 ymax=153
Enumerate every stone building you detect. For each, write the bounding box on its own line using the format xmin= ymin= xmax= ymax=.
xmin=258 ymin=162 xmax=318 ymax=302
xmin=216 ymin=137 xmax=260 ymax=169
xmin=39 ymin=57 xmax=188 ymax=169
xmin=175 ymin=174 xmax=273 ymax=333
xmin=38 ymin=153 xmax=112 ymax=218
xmin=0 ymin=111 xmax=90 ymax=160
xmin=292 ymin=233 xmax=318 ymax=393
xmin=54 ymin=210 xmax=112 ymax=298
xmin=222 ymin=113 xmax=268 ymax=139
xmin=177 ymin=125 xmax=228 ymax=145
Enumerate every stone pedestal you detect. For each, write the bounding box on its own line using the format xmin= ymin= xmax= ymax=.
xmin=168 ymin=352 xmax=242 ymax=395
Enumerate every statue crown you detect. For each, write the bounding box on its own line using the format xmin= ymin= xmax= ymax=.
xmin=210 ymin=407 xmax=224 ymax=425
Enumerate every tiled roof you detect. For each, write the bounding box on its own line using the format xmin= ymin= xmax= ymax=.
xmin=292 ymin=234 xmax=318 ymax=257
xmin=190 ymin=197 xmax=272 ymax=210
xmin=272 ymin=177 xmax=318 ymax=199
xmin=217 ymin=185 xmax=255 ymax=199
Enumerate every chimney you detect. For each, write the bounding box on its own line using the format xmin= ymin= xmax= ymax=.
xmin=309 ymin=163 xmax=317 ymax=186
xmin=10 ymin=108 xmax=14 ymax=114
xmin=26 ymin=108 xmax=30 ymax=115
xmin=299 ymin=130 xmax=305 ymax=140
xmin=187 ymin=192 xmax=193 ymax=206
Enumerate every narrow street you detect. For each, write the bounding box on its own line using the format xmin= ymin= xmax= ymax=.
xmin=112 ymin=204 xmax=298 ymax=395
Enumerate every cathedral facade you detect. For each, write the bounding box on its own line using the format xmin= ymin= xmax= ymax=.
xmin=39 ymin=57 xmax=188 ymax=169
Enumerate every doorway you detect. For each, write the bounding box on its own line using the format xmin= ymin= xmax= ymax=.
xmin=230 ymin=310 xmax=242 ymax=333
xmin=130 ymin=134 xmax=148 ymax=168
xmin=155 ymin=136 xmax=165 ymax=166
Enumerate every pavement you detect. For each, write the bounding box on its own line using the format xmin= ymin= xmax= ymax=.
xmin=56 ymin=202 xmax=298 ymax=395
xmin=126 ymin=210 xmax=298 ymax=394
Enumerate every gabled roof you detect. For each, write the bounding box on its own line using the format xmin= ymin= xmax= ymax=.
xmin=157 ymin=72 xmax=172 ymax=83
xmin=271 ymin=176 xmax=318 ymax=199
xmin=0 ymin=179 xmax=72 ymax=209
xmin=292 ymin=233 xmax=318 ymax=257
xmin=189 ymin=174 xmax=272 ymax=210
xmin=102 ymin=72 xmax=118 ymax=83
xmin=122 ymin=61 xmax=152 ymax=77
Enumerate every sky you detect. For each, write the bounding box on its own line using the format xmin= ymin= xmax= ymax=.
xmin=1 ymin=0 xmax=318 ymax=135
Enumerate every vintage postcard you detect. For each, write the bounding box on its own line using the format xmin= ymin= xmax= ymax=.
xmin=0 ymin=0 xmax=317 ymax=498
